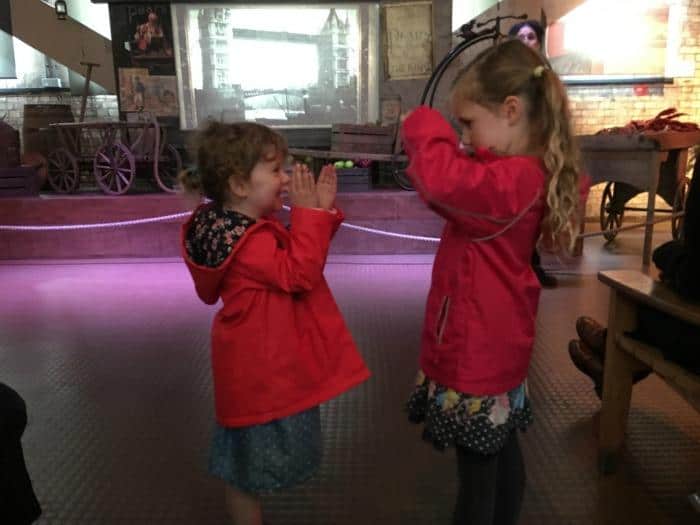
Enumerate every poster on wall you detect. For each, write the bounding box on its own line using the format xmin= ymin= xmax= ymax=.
xmin=382 ymin=2 xmax=433 ymax=80
xmin=141 ymin=76 xmax=179 ymax=117
xmin=119 ymin=68 xmax=178 ymax=117
xmin=118 ymin=68 xmax=149 ymax=112
xmin=109 ymin=3 xmax=178 ymax=120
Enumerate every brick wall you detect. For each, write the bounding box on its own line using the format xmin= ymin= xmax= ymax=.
xmin=0 ymin=93 xmax=119 ymax=151
xmin=569 ymin=0 xmax=700 ymax=218
xmin=463 ymin=0 xmax=700 ymax=222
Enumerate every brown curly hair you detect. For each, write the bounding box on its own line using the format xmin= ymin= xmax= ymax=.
xmin=178 ymin=121 xmax=288 ymax=205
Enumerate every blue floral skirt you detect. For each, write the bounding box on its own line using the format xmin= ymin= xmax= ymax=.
xmin=208 ymin=406 xmax=321 ymax=494
xmin=406 ymin=370 xmax=532 ymax=455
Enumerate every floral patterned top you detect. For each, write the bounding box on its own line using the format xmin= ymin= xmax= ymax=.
xmin=185 ymin=204 xmax=255 ymax=267
xmin=406 ymin=370 xmax=532 ymax=455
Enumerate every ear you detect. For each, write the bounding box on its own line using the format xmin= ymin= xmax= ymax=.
xmin=228 ymin=177 xmax=249 ymax=199
xmin=501 ymin=95 xmax=525 ymax=126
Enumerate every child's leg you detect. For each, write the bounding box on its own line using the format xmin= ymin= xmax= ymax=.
xmin=453 ymin=431 xmax=525 ymax=525
xmin=224 ymin=484 xmax=262 ymax=525
xmin=453 ymin=445 xmax=499 ymax=525
xmin=493 ymin=431 xmax=525 ymax=525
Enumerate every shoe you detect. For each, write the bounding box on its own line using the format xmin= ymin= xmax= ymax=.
xmin=568 ymin=339 xmax=604 ymax=398
xmin=534 ymin=264 xmax=558 ymax=288
xmin=568 ymin=339 xmax=651 ymax=401
xmin=576 ymin=316 xmax=607 ymax=356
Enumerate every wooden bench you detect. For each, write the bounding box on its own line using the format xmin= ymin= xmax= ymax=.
xmin=597 ymin=269 xmax=700 ymax=474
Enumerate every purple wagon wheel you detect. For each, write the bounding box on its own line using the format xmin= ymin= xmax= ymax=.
xmin=93 ymin=142 xmax=136 ymax=195
xmin=153 ymin=144 xmax=182 ymax=193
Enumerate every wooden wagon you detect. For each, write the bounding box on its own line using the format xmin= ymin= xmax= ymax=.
xmin=579 ymin=130 xmax=700 ymax=265
xmin=47 ymin=114 xmax=182 ymax=195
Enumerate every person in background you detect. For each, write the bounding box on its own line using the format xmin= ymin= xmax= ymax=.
xmin=509 ymin=20 xmax=545 ymax=53
xmin=569 ymin=155 xmax=700 ymax=397
xmin=507 ymin=20 xmax=560 ymax=288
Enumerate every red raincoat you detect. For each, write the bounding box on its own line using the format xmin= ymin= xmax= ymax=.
xmin=402 ymin=106 xmax=547 ymax=395
xmin=182 ymin=206 xmax=370 ymax=426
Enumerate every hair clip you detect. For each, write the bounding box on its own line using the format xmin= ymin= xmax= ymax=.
xmin=533 ymin=65 xmax=547 ymax=78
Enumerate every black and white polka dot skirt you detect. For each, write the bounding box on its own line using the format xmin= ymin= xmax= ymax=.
xmin=406 ymin=370 xmax=532 ymax=455
xmin=208 ymin=406 xmax=322 ymax=494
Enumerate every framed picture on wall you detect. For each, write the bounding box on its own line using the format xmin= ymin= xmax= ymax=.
xmin=109 ymin=4 xmax=176 ymax=77
xmin=118 ymin=68 xmax=149 ymax=112
xmin=110 ymin=3 xmax=178 ymax=121
xmin=382 ymin=2 xmax=433 ymax=80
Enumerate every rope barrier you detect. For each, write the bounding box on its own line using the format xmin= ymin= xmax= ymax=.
xmin=0 ymin=207 xmax=686 ymax=242
xmin=577 ymin=210 xmax=684 ymax=239
xmin=0 ymin=212 xmax=192 ymax=231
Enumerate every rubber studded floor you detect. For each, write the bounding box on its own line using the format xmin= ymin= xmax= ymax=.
xmin=1 ymin=234 xmax=698 ymax=524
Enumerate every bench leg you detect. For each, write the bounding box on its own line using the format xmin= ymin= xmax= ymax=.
xmin=598 ymin=346 xmax=639 ymax=473
xmin=598 ymin=290 xmax=639 ymax=474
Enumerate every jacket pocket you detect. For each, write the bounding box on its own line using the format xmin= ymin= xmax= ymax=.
xmin=436 ymin=296 xmax=451 ymax=345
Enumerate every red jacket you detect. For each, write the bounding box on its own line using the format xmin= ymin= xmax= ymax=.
xmin=182 ymin=206 xmax=370 ymax=427
xmin=402 ymin=106 xmax=547 ymax=395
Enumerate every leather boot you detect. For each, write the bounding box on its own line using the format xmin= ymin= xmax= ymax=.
xmin=568 ymin=339 xmax=651 ymax=400
xmin=576 ymin=316 xmax=607 ymax=357
xmin=568 ymin=339 xmax=604 ymax=399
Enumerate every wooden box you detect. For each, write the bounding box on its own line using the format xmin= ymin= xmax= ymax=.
xmin=331 ymin=124 xmax=396 ymax=154
xmin=337 ymin=167 xmax=371 ymax=192
xmin=0 ymin=166 xmax=40 ymax=197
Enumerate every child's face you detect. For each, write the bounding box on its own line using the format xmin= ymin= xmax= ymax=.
xmin=455 ymin=100 xmax=514 ymax=156
xmin=237 ymin=153 xmax=290 ymax=217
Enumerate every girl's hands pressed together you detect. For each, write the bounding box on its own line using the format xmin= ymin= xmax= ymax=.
xmin=289 ymin=163 xmax=318 ymax=209
xmin=316 ymin=164 xmax=337 ymax=210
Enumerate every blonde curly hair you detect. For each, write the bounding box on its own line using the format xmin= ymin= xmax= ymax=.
xmin=450 ymin=39 xmax=582 ymax=252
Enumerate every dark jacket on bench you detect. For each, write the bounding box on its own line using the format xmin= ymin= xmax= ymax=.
xmin=633 ymin=156 xmax=700 ymax=374
xmin=653 ymin=154 xmax=700 ymax=301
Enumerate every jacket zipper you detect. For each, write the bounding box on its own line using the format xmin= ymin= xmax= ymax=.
xmin=436 ymin=296 xmax=450 ymax=344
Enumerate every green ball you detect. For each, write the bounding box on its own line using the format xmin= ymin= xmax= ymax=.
xmin=334 ymin=160 xmax=345 ymax=168
xmin=344 ymin=160 xmax=354 ymax=168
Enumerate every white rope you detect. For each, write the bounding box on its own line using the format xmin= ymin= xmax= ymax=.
xmin=0 ymin=212 xmax=192 ymax=231
xmin=339 ymin=222 xmax=440 ymax=242
xmin=0 ymin=208 xmax=685 ymax=243
xmin=578 ymin=210 xmax=685 ymax=239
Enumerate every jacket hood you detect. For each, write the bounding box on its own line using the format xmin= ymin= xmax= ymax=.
xmin=181 ymin=204 xmax=262 ymax=305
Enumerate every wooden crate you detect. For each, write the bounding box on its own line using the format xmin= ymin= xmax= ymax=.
xmin=337 ymin=167 xmax=371 ymax=192
xmin=331 ymin=124 xmax=396 ymax=154
xmin=375 ymin=159 xmax=408 ymax=188
xmin=0 ymin=166 xmax=40 ymax=197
